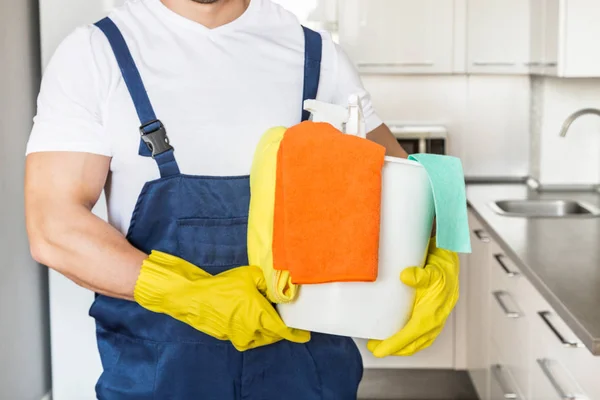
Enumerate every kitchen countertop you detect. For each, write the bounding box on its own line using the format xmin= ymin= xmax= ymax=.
xmin=466 ymin=183 xmax=600 ymax=355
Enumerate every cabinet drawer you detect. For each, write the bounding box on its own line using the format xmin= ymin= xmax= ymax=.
xmin=489 ymin=340 xmax=526 ymax=400
xmin=520 ymin=277 xmax=600 ymax=399
xmin=489 ymin=288 xmax=529 ymax=398
xmin=529 ymin=330 xmax=573 ymax=400
xmin=529 ymin=360 xmax=562 ymax=400
xmin=489 ymin=244 xmax=522 ymax=294
xmin=489 ymin=242 xmax=529 ymax=397
xmin=529 ymin=311 xmax=589 ymax=399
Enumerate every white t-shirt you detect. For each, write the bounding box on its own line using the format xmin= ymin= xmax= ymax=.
xmin=27 ymin=0 xmax=382 ymax=235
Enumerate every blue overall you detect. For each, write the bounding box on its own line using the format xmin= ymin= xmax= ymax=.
xmin=89 ymin=18 xmax=363 ymax=400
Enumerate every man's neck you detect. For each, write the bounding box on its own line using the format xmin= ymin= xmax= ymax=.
xmin=160 ymin=0 xmax=251 ymax=29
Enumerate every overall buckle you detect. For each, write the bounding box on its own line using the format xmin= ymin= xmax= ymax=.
xmin=139 ymin=120 xmax=173 ymax=157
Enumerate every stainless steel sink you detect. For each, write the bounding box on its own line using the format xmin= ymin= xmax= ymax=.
xmin=489 ymin=199 xmax=600 ymax=218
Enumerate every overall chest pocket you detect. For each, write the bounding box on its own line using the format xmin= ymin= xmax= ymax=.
xmin=176 ymin=217 xmax=249 ymax=275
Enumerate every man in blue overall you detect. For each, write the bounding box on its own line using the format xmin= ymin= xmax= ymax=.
xmin=25 ymin=0 xmax=422 ymax=398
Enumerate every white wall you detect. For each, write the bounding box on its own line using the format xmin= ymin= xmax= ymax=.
xmin=363 ymin=74 xmax=531 ymax=178
xmin=0 ymin=0 xmax=52 ymax=399
xmin=530 ymin=77 xmax=600 ymax=185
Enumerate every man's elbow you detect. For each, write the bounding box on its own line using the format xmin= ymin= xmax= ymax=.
xmin=26 ymin=213 xmax=63 ymax=270
xmin=28 ymin=223 xmax=53 ymax=267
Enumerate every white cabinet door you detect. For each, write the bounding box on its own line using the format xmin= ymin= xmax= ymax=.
xmin=466 ymin=211 xmax=491 ymax=400
xmin=532 ymin=0 xmax=600 ymax=77
xmin=529 ymin=0 xmax=545 ymax=74
xmin=338 ymin=0 xmax=455 ymax=74
xmin=560 ymin=0 xmax=600 ymax=77
xmin=542 ymin=0 xmax=560 ymax=75
xmin=466 ymin=0 xmax=530 ymax=74
xmin=529 ymin=0 xmax=560 ymax=75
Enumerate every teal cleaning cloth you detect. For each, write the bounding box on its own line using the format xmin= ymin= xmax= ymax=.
xmin=408 ymin=154 xmax=472 ymax=253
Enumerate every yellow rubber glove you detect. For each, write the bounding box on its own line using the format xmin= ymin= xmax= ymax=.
xmin=134 ymin=251 xmax=310 ymax=351
xmin=367 ymin=239 xmax=459 ymax=357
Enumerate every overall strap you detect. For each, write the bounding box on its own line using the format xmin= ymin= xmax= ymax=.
xmin=94 ymin=17 xmax=180 ymax=178
xmin=301 ymin=26 xmax=323 ymax=122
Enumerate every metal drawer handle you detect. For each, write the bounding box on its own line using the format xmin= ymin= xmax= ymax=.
xmin=473 ymin=61 xmax=517 ymax=66
xmin=473 ymin=229 xmax=490 ymax=243
xmin=494 ymin=254 xmax=519 ymax=277
xmin=523 ymin=62 xmax=557 ymax=67
xmin=358 ymin=62 xmax=434 ymax=67
xmin=538 ymin=312 xmax=582 ymax=348
xmin=493 ymin=291 xmax=521 ymax=318
xmin=491 ymin=364 xmax=518 ymax=399
xmin=537 ymin=359 xmax=587 ymax=400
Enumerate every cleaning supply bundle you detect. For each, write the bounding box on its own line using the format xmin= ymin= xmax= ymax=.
xmin=247 ymin=98 xmax=471 ymax=340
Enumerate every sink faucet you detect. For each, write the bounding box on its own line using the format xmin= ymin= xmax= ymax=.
xmin=553 ymin=108 xmax=600 ymax=193
xmin=559 ymin=108 xmax=600 ymax=137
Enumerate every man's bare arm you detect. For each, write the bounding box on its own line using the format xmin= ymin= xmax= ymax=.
xmin=367 ymin=123 xmax=408 ymax=158
xmin=25 ymin=152 xmax=146 ymax=301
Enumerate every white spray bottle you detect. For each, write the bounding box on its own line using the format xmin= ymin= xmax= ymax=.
xmin=303 ymin=95 xmax=366 ymax=137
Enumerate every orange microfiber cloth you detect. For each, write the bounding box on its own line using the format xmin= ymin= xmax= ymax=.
xmin=272 ymin=121 xmax=386 ymax=284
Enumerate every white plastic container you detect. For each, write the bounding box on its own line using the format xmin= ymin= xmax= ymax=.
xmin=277 ymin=156 xmax=435 ymax=340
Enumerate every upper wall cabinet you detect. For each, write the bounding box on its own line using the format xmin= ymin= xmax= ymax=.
xmin=337 ymin=0 xmax=600 ymax=77
xmin=531 ymin=0 xmax=600 ymax=78
xmin=338 ymin=0 xmax=456 ymax=74
xmin=466 ymin=0 xmax=531 ymax=74
xmin=529 ymin=0 xmax=562 ymax=76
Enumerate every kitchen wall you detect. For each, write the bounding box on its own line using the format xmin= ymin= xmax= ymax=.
xmin=0 ymin=0 xmax=52 ymax=399
xmin=362 ymin=74 xmax=531 ymax=178
xmin=530 ymin=77 xmax=600 ymax=186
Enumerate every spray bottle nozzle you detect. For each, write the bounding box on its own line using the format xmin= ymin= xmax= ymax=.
xmin=303 ymin=95 xmax=366 ymax=138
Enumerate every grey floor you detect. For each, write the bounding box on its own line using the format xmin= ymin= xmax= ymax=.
xmin=358 ymin=369 xmax=478 ymax=400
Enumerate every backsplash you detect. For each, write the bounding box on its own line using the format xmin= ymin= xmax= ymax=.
xmin=362 ymin=74 xmax=530 ymax=178
xmin=530 ymin=77 xmax=600 ymax=185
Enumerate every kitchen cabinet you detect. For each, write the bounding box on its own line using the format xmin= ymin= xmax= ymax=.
xmin=488 ymin=241 xmax=528 ymax=399
xmin=528 ymin=320 xmax=587 ymax=400
xmin=467 ymin=209 xmax=600 ymax=400
xmin=489 ymin=342 xmax=524 ymax=400
xmin=530 ymin=0 xmax=600 ymax=77
xmin=519 ymin=276 xmax=600 ymax=400
xmin=529 ymin=342 xmax=563 ymax=400
xmin=465 ymin=210 xmax=491 ymax=400
xmin=557 ymin=0 xmax=600 ymax=77
xmin=529 ymin=0 xmax=546 ymax=75
xmin=336 ymin=0 xmax=600 ymax=77
xmin=543 ymin=0 xmax=560 ymax=76
xmin=338 ymin=0 xmax=455 ymax=74
xmin=466 ymin=0 xmax=531 ymax=74
xmin=528 ymin=0 xmax=560 ymax=75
